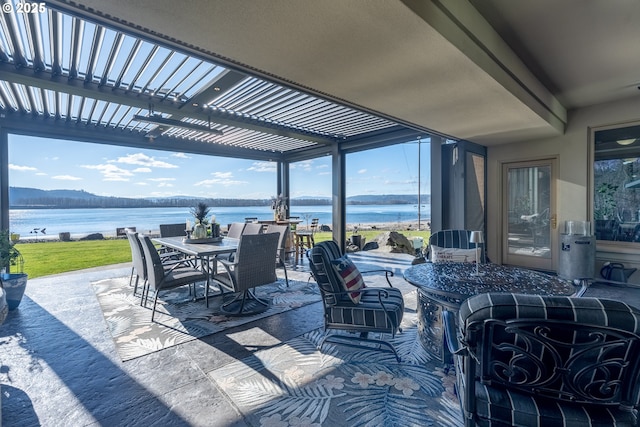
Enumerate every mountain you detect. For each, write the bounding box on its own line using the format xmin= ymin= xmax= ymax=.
xmin=8 ymin=187 xmax=430 ymax=209
xmin=347 ymin=194 xmax=431 ymax=205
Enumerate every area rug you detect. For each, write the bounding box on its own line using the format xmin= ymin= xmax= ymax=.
xmin=209 ymin=293 xmax=464 ymax=427
xmin=93 ymin=276 xmax=320 ymax=361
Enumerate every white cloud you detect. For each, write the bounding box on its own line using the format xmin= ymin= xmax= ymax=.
xmin=81 ymin=163 xmax=134 ymax=181
xmin=247 ymin=161 xmax=276 ymax=173
xmin=172 ymin=152 xmax=190 ymax=159
xmin=291 ymin=160 xmax=313 ymax=171
xmin=135 ymin=182 xmax=149 ymax=186
xmin=52 ymin=175 xmax=82 ymax=181
xmin=112 ymin=153 xmax=178 ymax=169
xmin=212 ymin=171 xmax=233 ymax=179
xmin=157 ymin=182 xmax=174 ymax=188
xmin=195 ymin=177 xmax=247 ymax=187
xmin=194 ymin=171 xmax=248 ymax=187
xmin=35 ymin=172 xmax=47 ymax=176
xmin=9 ymin=164 xmax=37 ymax=172
xmin=148 ymin=177 xmax=176 ymax=182
xmin=358 ymin=169 xmax=367 ymax=174
xmin=133 ymin=167 xmax=152 ymax=173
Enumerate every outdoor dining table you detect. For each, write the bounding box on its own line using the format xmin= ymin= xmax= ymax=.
xmin=152 ymin=236 xmax=239 ymax=304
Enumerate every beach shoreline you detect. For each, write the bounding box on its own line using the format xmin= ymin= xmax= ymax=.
xmin=14 ymin=219 xmax=432 ymax=242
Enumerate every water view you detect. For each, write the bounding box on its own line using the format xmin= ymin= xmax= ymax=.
xmin=10 ymin=204 xmax=431 ymax=239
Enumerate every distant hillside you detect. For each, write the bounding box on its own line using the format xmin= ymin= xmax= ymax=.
xmin=347 ymin=194 xmax=430 ymax=205
xmin=9 ymin=187 xmax=429 ymax=209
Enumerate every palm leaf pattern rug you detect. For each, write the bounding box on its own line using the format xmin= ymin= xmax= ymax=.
xmin=93 ymin=275 xmax=320 ymax=361
xmin=209 ymin=293 xmax=463 ymax=427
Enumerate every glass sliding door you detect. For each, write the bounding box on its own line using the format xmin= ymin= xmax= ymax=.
xmin=502 ymin=159 xmax=557 ymax=270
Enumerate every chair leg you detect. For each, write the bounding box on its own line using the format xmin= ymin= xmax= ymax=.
xmin=140 ymin=280 xmax=149 ymax=307
xmin=151 ymin=291 xmax=159 ymax=322
xmin=282 ymin=262 xmax=290 ymax=287
xmin=129 ymin=267 xmax=135 ymax=287
xmin=133 ymin=274 xmax=139 ymax=294
xmin=319 ymin=331 xmax=401 ymax=362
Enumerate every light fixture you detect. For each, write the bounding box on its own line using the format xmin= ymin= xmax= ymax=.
xmin=469 ymin=231 xmax=484 ymax=276
xmin=617 ymin=138 xmax=636 ymax=146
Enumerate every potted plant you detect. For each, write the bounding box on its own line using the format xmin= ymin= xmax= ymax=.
xmin=190 ymin=202 xmax=211 ymax=239
xmin=0 ymin=230 xmax=28 ymax=310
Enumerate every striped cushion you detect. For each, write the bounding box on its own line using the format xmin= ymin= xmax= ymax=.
xmin=474 ymin=383 xmax=637 ymax=427
xmin=459 ymin=292 xmax=640 ymax=334
xmin=326 ymin=287 xmax=404 ymax=333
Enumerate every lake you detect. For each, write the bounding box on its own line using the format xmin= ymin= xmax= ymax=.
xmin=10 ymin=204 xmax=431 ymax=238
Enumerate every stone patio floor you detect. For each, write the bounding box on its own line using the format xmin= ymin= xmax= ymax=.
xmin=0 ymin=250 xmax=416 ymax=427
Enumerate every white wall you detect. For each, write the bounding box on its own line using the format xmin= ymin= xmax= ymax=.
xmin=487 ymin=96 xmax=640 ymax=278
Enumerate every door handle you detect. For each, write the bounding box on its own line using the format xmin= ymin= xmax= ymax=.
xmin=550 ymin=214 xmax=557 ymax=229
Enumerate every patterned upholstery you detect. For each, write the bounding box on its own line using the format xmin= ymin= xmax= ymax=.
xmin=428 ymin=229 xmax=486 ymax=263
xmin=445 ymin=293 xmax=640 ymax=427
xmin=307 ymin=241 xmax=404 ymax=360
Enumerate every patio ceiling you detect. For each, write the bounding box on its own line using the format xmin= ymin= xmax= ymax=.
xmin=0 ymin=2 xmax=425 ymax=162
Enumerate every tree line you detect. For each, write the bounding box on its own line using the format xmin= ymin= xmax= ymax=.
xmin=10 ymin=196 xmax=333 ymax=209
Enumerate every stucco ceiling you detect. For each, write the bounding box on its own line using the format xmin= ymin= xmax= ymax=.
xmin=46 ymin=0 xmax=640 ymax=146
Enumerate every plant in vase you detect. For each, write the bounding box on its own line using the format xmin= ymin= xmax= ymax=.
xmin=190 ymin=202 xmax=211 ymax=239
xmin=0 ymin=230 xmax=28 ymax=310
xmin=271 ymin=194 xmax=288 ymax=221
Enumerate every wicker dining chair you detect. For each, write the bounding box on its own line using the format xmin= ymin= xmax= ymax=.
xmin=265 ymin=224 xmax=293 ymax=287
xmin=137 ymin=234 xmax=208 ymax=321
xmin=211 ymin=232 xmax=280 ymax=315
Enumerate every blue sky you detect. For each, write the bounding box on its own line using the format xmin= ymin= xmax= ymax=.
xmin=8 ymin=134 xmax=430 ymax=199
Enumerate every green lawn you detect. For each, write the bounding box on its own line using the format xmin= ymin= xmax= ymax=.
xmin=15 ymin=229 xmax=431 ymax=279
xmin=15 ymin=239 xmax=132 ymax=279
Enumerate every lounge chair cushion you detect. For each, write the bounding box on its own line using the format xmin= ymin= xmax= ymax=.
xmin=430 ymin=245 xmax=477 ymax=263
xmin=331 ymin=255 xmax=365 ymax=303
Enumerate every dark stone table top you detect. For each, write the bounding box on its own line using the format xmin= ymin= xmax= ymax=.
xmin=404 ymin=262 xmax=579 ymax=301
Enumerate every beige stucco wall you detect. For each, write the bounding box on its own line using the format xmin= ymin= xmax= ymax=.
xmin=487 ymin=96 xmax=640 ymax=278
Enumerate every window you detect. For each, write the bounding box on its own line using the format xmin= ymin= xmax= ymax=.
xmin=593 ymin=123 xmax=640 ymax=242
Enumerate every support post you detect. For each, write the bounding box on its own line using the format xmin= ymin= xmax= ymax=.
xmin=0 ymin=130 xmax=8 ymax=231
xmin=332 ymin=145 xmax=346 ymax=252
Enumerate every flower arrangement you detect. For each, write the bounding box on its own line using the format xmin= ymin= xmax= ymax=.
xmin=271 ymin=194 xmax=288 ymax=221
xmin=190 ymin=202 xmax=211 ymax=225
xmin=189 ymin=202 xmax=211 ymax=239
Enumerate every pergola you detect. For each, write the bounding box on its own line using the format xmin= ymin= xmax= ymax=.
xmin=0 ymin=3 xmax=435 ymax=247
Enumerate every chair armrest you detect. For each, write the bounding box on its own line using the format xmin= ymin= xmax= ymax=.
xmin=361 ymin=269 xmax=394 ymax=286
xmin=217 ymin=258 xmax=236 ymax=269
xmin=443 ymin=310 xmax=465 ymax=356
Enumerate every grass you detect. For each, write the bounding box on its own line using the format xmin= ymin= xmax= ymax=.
xmin=15 ymin=239 xmax=132 ymax=279
xmin=14 ymin=229 xmax=431 ymax=279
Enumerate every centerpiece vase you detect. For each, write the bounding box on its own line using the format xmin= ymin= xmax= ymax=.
xmin=192 ymin=221 xmax=207 ymax=239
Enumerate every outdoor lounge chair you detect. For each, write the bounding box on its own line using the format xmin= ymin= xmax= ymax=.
xmin=443 ymin=292 xmax=640 ymax=427
xmin=137 ymin=234 xmax=207 ymax=321
xmin=307 ymin=240 xmax=404 ymax=361
xmin=211 ymin=232 xmax=280 ymax=315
